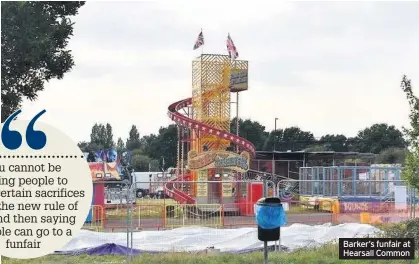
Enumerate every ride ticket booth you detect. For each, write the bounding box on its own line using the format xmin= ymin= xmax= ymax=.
xmin=85 ymin=161 xmax=121 ymax=223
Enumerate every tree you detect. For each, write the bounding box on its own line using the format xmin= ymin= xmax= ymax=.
xmin=89 ymin=124 xmax=103 ymax=149
xmin=304 ymin=144 xmax=328 ymax=152
xmin=375 ymin=147 xmax=406 ymax=165
xmin=86 ymin=142 xmax=103 ymax=152
xmin=149 ymin=159 xmax=160 ymax=171
xmin=260 ymin=126 xmax=315 ymax=151
xmin=129 ymin=149 xmax=160 ymax=172
xmin=131 ymin=152 xmax=151 ymax=172
xmin=346 ymin=137 xmax=358 ymax=152
xmin=90 ymin=123 xmax=106 ymax=149
xmin=401 ymin=76 xmax=419 ymax=149
xmin=1 ymin=1 xmax=86 ymax=122
xmin=403 ymin=148 xmax=419 ymax=191
xmin=140 ymin=134 xmax=158 ymax=153
xmin=146 ymin=125 xmax=178 ymax=169
xmin=77 ymin=139 xmax=104 ymax=153
xmin=277 ymin=126 xmax=315 ymax=151
xmin=263 ymin=129 xmax=281 ymax=151
xmin=126 ymin=125 xmax=141 ymax=150
xmin=116 ymin=137 xmax=125 ymax=152
xmin=77 ymin=141 xmax=89 ymax=152
xmin=231 ymin=118 xmax=269 ymax=151
xmin=319 ymin=134 xmax=349 ymax=152
xmin=401 ymin=75 xmax=419 ymax=191
xmin=104 ymin=123 xmax=114 ymax=149
xmin=352 ymin=123 xmax=406 ymax=154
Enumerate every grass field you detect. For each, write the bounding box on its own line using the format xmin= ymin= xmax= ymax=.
xmin=5 ymin=211 xmax=417 ymax=264
xmin=2 ymin=244 xmax=417 ymax=264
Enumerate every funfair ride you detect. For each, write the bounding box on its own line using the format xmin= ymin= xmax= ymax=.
xmin=165 ymin=54 xmax=254 ymax=209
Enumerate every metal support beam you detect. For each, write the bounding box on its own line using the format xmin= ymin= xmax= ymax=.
xmin=177 ymin=126 xmax=181 ymax=176
xmin=181 ymin=127 xmax=185 ymax=180
xmin=236 ymin=92 xmax=239 ymax=153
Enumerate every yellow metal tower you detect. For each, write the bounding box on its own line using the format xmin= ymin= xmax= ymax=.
xmin=191 ymin=54 xmax=233 ymax=153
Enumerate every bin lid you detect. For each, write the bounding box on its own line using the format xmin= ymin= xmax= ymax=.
xmin=256 ymin=197 xmax=282 ymax=206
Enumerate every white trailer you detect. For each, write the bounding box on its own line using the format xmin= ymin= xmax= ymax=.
xmin=132 ymin=171 xmax=176 ymax=198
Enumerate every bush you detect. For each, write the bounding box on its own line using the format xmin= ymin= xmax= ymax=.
xmin=380 ymin=218 xmax=419 ymax=250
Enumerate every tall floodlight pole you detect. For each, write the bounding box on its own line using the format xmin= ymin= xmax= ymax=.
xmin=162 ymin=157 xmax=165 ymax=171
xmin=272 ymin=118 xmax=278 ymax=178
xmin=230 ymin=95 xmax=240 ymax=153
xmin=273 ymin=118 xmax=278 ymax=151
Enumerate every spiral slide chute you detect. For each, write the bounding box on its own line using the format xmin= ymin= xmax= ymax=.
xmin=164 ymin=97 xmax=256 ymax=204
xmin=167 ymin=98 xmax=256 ymax=155
xmin=164 ymin=174 xmax=195 ymax=204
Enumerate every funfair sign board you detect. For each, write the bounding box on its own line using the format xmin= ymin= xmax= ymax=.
xmin=187 ymin=150 xmax=250 ymax=172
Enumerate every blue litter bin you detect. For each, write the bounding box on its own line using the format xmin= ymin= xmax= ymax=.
xmin=254 ymin=197 xmax=287 ymax=241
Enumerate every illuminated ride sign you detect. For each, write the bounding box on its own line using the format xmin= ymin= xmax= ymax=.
xmin=89 ymin=162 xmax=121 ymax=181
xmin=187 ymin=150 xmax=250 ymax=172
xmin=229 ymin=60 xmax=248 ymax=92
xmin=230 ymin=70 xmax=248 ymax=91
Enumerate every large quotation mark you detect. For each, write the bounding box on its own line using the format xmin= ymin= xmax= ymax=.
xmin=26 ymin=110 xmax=47 ymax=150
xmin=1 ymin=110 xmax=23 ymax=150
xmin=1 ymin=110 xmax=47 ymax=150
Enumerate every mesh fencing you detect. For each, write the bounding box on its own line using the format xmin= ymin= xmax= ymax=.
xmin=77 ymin=175 xmax=418 ymax=262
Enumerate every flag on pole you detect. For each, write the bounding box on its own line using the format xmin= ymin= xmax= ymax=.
xmin=193 ymin=30 xmax=204 ymax=50
xmin=226 ymin=33 xmax=239 ymax=60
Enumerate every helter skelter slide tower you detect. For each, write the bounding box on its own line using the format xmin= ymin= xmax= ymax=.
xmin=167 ymin=53 xmax=255 ymax=209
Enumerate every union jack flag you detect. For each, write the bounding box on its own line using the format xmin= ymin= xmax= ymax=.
xmin=193 ymin=30 xmax=204 ymax=50
xmin=226 ymin=33 xmax=239 ymax=60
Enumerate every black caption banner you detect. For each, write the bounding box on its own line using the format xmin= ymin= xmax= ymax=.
xmin=339 ymin=238 xmax=415 ymax=260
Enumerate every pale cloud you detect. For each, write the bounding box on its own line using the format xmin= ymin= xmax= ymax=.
xmin=19 ymin=1 xmax=419 ymax=144
xmin=154 ymin=1 xmax=295 ymax=29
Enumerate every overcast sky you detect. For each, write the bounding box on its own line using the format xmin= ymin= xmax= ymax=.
xmin=19 ymin=1 xmax=419 ymax=143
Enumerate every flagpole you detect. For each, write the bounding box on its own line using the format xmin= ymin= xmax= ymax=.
xmin=201 ymin=28 xmax=203 ymax=55
xmin=228 ymin=32 xmax=231 ymax=62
